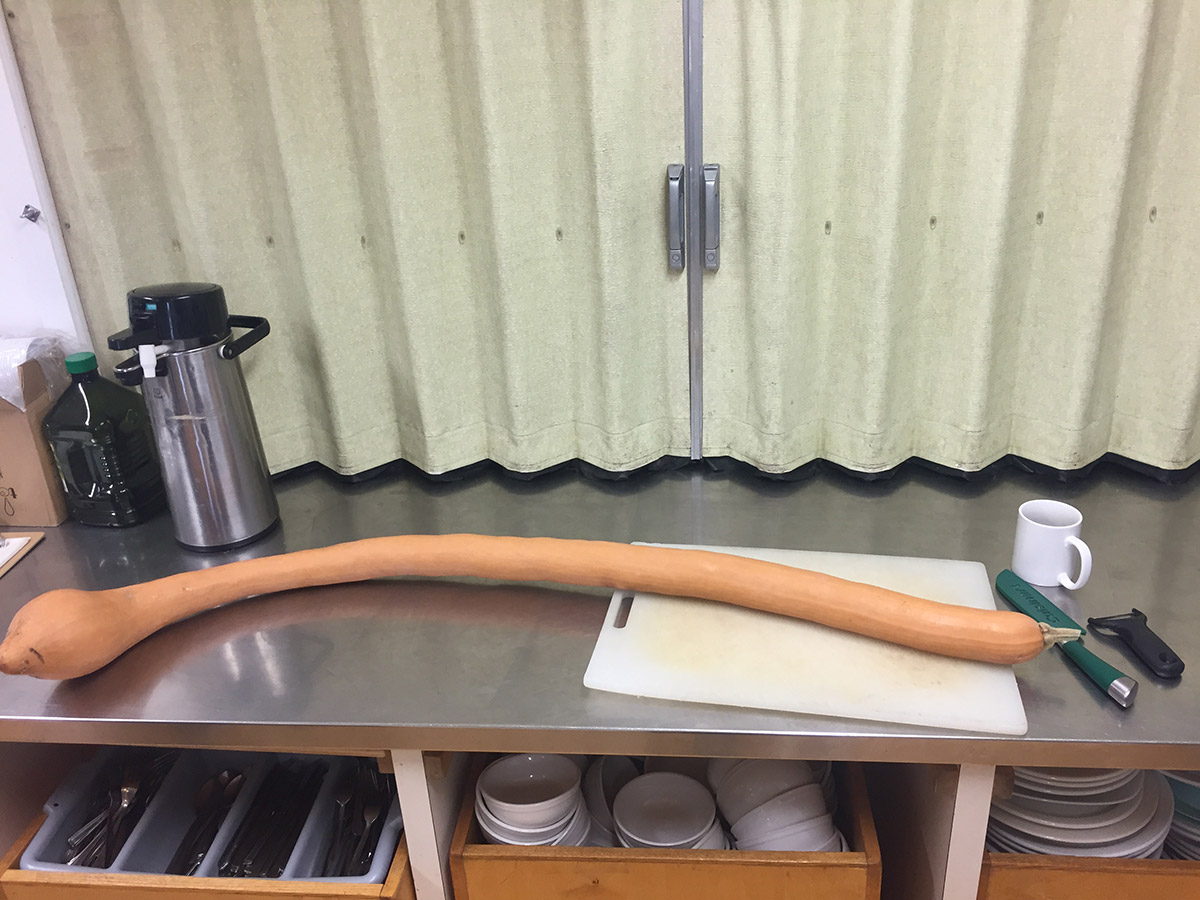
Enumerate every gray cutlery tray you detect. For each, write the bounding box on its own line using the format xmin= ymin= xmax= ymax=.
xmin=20 ymin=749 xmax=403 ymax=884
xmin=20 ymin=747 xmax=137 ymax=873
xmin=285 ymin=756 xmax=404 ymax=884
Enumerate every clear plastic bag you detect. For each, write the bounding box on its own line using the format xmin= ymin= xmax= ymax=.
xmin=0 ymin=331 xmax=84 ymax=409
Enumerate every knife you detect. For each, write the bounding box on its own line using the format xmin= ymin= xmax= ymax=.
xmin=995 ymin=569 xmax=1138 ymax=708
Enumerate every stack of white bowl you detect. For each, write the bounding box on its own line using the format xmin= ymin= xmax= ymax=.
xmin=987 ymin=768 xmax=1174 ymax=858
xmin=582 ymin=756 xmax=639 ymax=847
xmin=709 ymin=759 xmax=844 ymax=852
xmin=1161 ymin=771 xmax=1200 ymax=860
xmin=475 ymin=754 xmax=592 ymax=847
xmin=612 ymin=772 xmax=726 ymax=850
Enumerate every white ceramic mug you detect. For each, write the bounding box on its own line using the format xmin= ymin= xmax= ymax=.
xmin=1011 ymin=499 xmax=1092 ymax=589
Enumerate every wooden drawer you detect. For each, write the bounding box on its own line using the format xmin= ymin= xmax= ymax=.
xmin=450 ymin=761 xmax=881 ymax=900
xmin=0 ymin=814 xmax=416 ymax=900
xmin=978 ymin=852 xmax=1200 ymax=900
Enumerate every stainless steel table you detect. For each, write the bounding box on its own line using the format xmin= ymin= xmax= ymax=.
xmin=2 ymin=462 xmax=1198 ymax=767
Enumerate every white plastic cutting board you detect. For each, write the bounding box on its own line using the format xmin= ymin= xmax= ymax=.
xmin=583 ymin=544 xmax=1028 ymax=735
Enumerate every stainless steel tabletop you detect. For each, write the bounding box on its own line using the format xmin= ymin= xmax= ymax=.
xmin=1 ymin=462 xmax=1198 ymax=767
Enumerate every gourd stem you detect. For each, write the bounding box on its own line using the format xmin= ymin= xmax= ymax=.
xmin=1039 ymin=623 xmax=1084 ymax=647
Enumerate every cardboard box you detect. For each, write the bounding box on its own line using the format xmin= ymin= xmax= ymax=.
xmin=0 ymin=360 xmax=68 ymax=526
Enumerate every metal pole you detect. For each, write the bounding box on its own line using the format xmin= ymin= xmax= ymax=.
xmin=683 ymin=0 xmax=704 ymax=459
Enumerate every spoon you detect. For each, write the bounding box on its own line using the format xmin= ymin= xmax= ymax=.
xmin=185 ymin=772 xmax=245 ymax=875
xmin=166 ymin=772 xmax=224 ymax=875
xmin=166 ymin=770 xmax=242 ymax=876
xmin=349 ymin=800 xmax=382 ymax=877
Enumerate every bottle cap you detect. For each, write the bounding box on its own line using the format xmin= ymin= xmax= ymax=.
xmin=65 ymin=352 xmax=98 ymax=374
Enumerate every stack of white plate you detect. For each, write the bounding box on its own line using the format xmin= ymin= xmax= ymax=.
xmin=1161 ymin=771 xmax=1200 ymax=860
xmin=987 ymin=768 xmax=1174 ymax=858
xmin=613 ymin=773 xmax=727 ymax=849
xmin=475 ymin=754 xmax=592 ymax=847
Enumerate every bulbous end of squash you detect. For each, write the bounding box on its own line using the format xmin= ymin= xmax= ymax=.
xmin=0 ymin=588 xmax=127 ymax=680
xmin=0 ymin=627 xmax=41 ymax=676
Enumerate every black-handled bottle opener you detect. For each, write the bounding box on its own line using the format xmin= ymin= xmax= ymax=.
xmin=1087 ymin=609 xmax=1184 ymax=679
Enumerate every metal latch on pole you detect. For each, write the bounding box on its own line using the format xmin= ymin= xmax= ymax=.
xmin=667 ymin=164 xmax=685 ymax=270
xmin=702 ymin=164 xmax=719 ymax=270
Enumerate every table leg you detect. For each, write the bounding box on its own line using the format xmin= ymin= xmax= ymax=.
xmin=867 ymin=762 xmax=995 ymax=900
xmin=391 ymin=750 xmax=470 ymax=900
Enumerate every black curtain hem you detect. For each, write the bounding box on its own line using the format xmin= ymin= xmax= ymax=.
xmin=274 ymin=451 xmax=1198 ymax=488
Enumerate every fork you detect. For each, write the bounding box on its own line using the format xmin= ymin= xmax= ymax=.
xmin=321 ymin=778 xmax=355 ymax=876
xmin=103 ymin=768 xmax=141 ymax=867
xmin=67 ymin=825 xmax=107 ymax=867
xmin=66 ymin=807 xmax=109 ymax=853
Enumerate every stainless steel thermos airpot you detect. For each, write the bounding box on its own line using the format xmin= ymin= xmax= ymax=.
xmin=108 ymin=282 xmax=278 ymax=550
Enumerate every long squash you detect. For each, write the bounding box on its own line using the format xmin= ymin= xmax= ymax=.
xmin=0 ymin=535 xmax=1075 ymax=680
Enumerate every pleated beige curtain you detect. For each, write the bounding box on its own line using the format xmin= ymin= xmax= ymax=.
xmin=5 ymin=0 xmax=690 ymax=475
xmin=8 ymin=0 xmax=1200 ymax=477
xmin=704 ymin=0 xmax=1200 ymax=473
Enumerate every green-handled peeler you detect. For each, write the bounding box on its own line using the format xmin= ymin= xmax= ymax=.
xmin=995 ymin=569 xmax=1138 ymax=708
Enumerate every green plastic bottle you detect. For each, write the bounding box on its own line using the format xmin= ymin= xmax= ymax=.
xmin=42 ymin=352 xmax=167 ymax=526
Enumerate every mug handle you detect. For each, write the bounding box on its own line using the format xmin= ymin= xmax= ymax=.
xmin=1059 ymin=535 xmax=1092 ymax=590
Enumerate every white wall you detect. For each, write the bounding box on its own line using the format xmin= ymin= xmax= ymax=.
xmin=0 ymin=19 xmax=87 ymax=342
